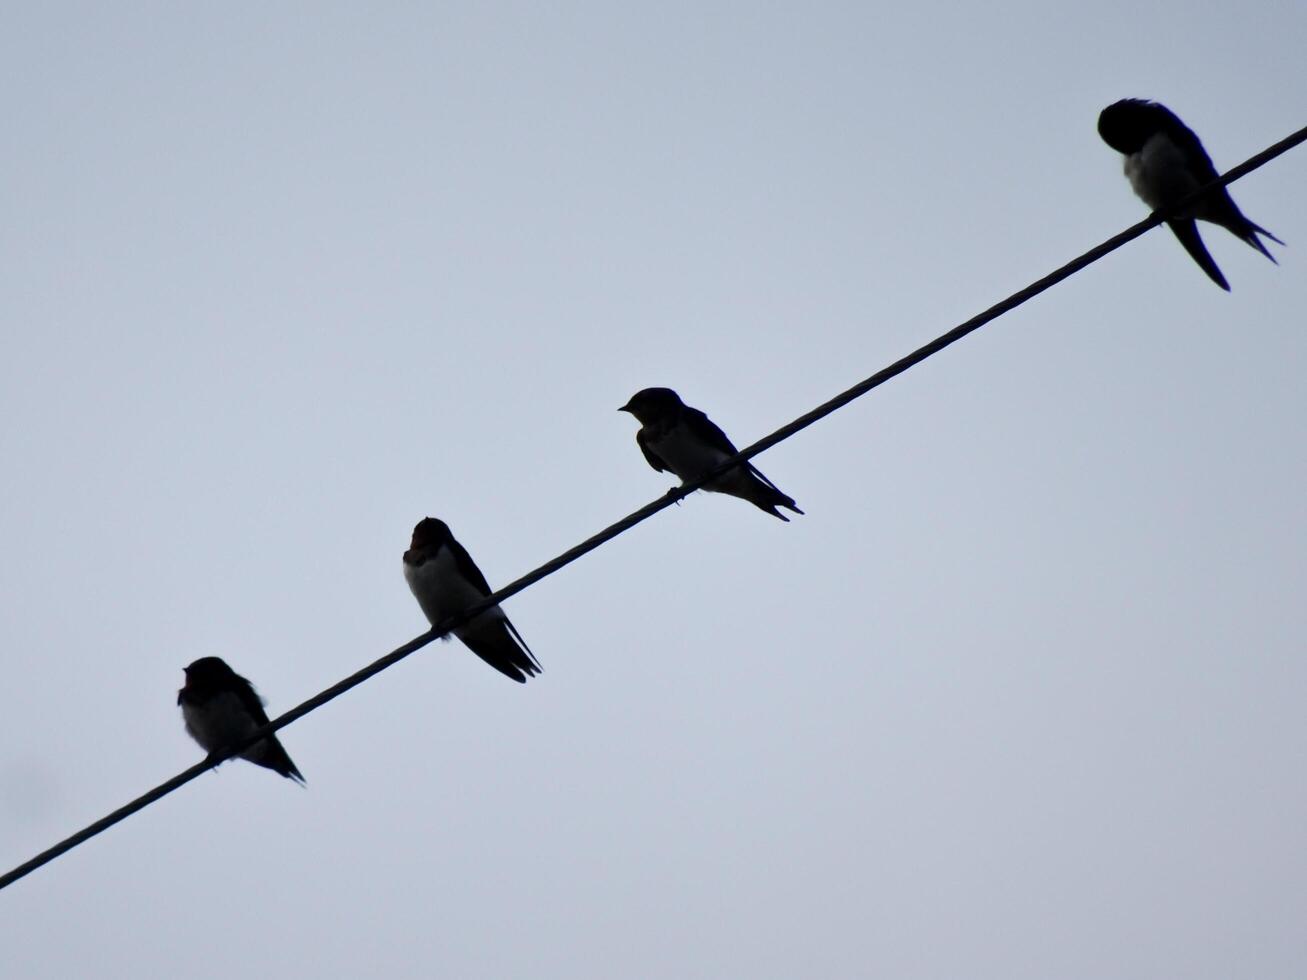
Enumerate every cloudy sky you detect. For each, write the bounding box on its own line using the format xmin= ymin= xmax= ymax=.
xmin=2 ymin=4 xmax=1304 ymax=978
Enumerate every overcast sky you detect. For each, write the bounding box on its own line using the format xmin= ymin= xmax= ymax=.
xmin=2 ymin=4 xmax=1304 ymax=978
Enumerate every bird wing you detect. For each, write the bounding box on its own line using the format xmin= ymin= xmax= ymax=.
xmin=1153 ymin=106 xmax=1220 ymax=183
xmin=232 ymin=674 xmax=275 ymax=727
xmin=636 ymin=428 xmax=670 ymax=473
xmin=442 ymin=534 xmax=542 ymax=681
xmin=682 ymin=407 xmax=740 ymax=456
xmin=683 ymin=406 xmax=785 ymax=487
xmin=446 ymin=535 xmax=495 ymax=597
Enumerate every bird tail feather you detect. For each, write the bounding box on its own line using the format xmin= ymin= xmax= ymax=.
xmin=1169 ymin=219 xmax=1230 ymax=291
xmin=462 ymin=618 xmax=542 ymax=683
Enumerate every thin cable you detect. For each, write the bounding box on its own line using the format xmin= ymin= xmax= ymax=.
xmin=2 ymin=123 xmax=1303 ymax=893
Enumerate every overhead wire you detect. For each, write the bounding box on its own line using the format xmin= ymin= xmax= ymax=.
xmin=2 ymin=121 xmax=1303 ymax=892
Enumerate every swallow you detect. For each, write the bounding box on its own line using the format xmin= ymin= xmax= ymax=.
xmin=178 ymin=657 xmax=305 ymax=784
xmin=1097 ymin=98 xmax=1282 ymax=290
xmin=402 ymin=517 xmax=542 ymax=683
xmin=619 ymin=387 xmax=803 ymax=521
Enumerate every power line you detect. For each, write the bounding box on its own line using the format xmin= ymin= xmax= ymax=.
xmin=2 ymin=123 xmax=1303 ymax=893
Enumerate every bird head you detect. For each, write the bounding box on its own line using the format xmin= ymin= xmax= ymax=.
xmin=1098 ymin=98 xmax=1168 ymax=155
xmin=619 ymin=387 xmax=684 ymax=424
xmin=182 ymin=657 xmax=237 ymax=692
xmin=409 ymin=517 xmax=452 ymax=553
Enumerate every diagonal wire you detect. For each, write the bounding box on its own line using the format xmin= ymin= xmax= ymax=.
xmin=2 ymin=122 xmax=1303 ymax=893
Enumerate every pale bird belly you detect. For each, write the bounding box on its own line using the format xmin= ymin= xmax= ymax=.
xmin=404 ymin=551 xmax=505 ymax=637
xmin=1126 ymin=134 xmax=1201 ymax=214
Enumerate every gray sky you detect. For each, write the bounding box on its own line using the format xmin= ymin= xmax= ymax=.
xmin=2 ymin=4 xmax=1304 ymax=978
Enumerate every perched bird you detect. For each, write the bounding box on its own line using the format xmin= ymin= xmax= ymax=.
xmin=402 ymin=517 xmax=542 ymax=683
xmin=178 ymin=657 xmax=305 ymax=784
xmin=1097 ymin=98 xmax=1282 ymax=290
xmin=619 ymin=387 xmax=803 ymax=522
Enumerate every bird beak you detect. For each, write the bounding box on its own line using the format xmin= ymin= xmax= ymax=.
xmin=618 ymin=404 xmax=632 ymax=414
